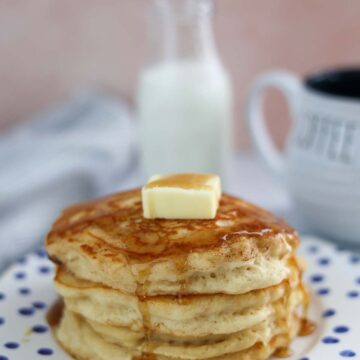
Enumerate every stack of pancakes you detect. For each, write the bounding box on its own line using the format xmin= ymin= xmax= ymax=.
xmin=46 ymin=189 xmax=309 ymax=360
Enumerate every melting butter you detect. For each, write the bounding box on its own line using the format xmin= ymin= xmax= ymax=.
xmin=142 ymin=173 xmax=221 ymax=219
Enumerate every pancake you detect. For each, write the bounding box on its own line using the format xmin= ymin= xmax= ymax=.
xmin=82 ymin=285 xmax=304 ymax=357
xmin=46 ymin=189 xmax=298 ymax=296
xmin=55 ymin=306 xmax=302 ymax=360
xmin=46 ymin=188 xmax=310 ymax=360
xmin=54 ymin=258 xmax=302 ymax=336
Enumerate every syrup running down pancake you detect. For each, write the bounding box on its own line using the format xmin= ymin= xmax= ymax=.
xmin=45 ymin=189 xmax=312 ymax=360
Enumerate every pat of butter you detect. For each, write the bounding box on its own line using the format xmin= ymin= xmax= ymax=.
xmin=142 ymin=173 xmax=221 ymax=219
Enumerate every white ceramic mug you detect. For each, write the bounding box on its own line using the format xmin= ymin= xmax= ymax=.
xmin=246 ymin=68 xmax=360 ymax=245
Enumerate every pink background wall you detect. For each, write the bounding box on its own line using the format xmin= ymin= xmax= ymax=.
xmin=1 ymin=0 xmax=360 ymax=148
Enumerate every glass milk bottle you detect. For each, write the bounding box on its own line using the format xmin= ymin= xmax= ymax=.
xmin=137 ymin=0 xmax=233 ymax=185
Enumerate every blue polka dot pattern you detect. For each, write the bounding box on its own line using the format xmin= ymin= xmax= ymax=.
xmin=0 ymin=293 xmax=4 ymax=301
xmin=334 ymin=326 xmax=350 ymax=334
xmin=318 ymin=257 xmax=330 ymax=266
xmin=32 ymin=325 xmax=48 ymax=334
xmin=340 ymin=350 xmax=356 ymax=357
xmin=18 ymin=307 xmax=35 ymax=316
xmin=36 ymin=249 xmax=47 ymax=258
xmin=14 ymin=272 xmax=26 ymax=280
xmin=0 ymin=318 xmax=4 ymax=326
xmin=310 ymin=274 xmax=325 ymax=283
xmin=0 ymin=356 xmax=8 ymax=360
xmin=32 ymin=301 xmax=47 ymax=309
xmin=37 ymin=348 xmax=54 ymax=355
xmin=39 ymin=266 xmax=51 ymax=274
xmin=350 ymin=255 xmax=360 ymax=264
xmin=347 ymin=291 xmax=359 ymax=298
xmin=17 ymin=257 xmax=27 ymax=265
xmin=4 ymin=342 xmax=19 ymax=349
xmin=18 ymin=288 xmax=31 ymax=295
xmin=307 ymin=245 xmax=319 ymax=254
xmin=323 ymin=309 xmax=336 ymax=317
xmin=322 ymin=336 xmax=340 ymax=344
xmin=317 ymin=288 xmax=330 ymax=296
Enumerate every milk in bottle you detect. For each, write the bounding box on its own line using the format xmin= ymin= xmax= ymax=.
xmin=137 ymin=0 xmax=233 ymax=186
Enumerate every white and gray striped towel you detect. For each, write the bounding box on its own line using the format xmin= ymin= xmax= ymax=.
xmin=0 ymin=91 xmax=139 ymax=269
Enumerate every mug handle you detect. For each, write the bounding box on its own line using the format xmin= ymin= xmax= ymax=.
xmin=245 ymin=71 xmax=301 ymax=177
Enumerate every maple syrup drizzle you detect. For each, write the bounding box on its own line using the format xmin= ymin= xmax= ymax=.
xmin=299 ymin=318 xmax=316 ymax=337
xmin=296 ymin=256 xmax=316 ymax=338
xmin=136 ymin=264 xmax=157 ymax=360
xmin=48 ymin=190 xmax=297 ymax=263
xmin=176 ymin=255 xmax=189 ymax=295
xmin=273 ymin=255 xmax=316 ymax=358
xmin=134 ymin=254 xmax=190 ymax=359
xmin=274 ymin=347 xmax=294 ymax=358
xmin=46 ymin=298 xmax=64 ymax=328
xmin=145 ymin=173 xmax=214 ymax=190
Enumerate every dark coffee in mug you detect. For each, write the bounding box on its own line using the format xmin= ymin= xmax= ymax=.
xmin=305 ymin=68 xmax=360 ymax=99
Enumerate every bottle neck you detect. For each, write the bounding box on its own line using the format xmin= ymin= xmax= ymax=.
xmin=149 ymin=0 xmax=217 ymax=64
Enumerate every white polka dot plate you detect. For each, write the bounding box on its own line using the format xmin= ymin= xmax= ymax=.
xmin=0 ymin=236 xmax=359 ymax=360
